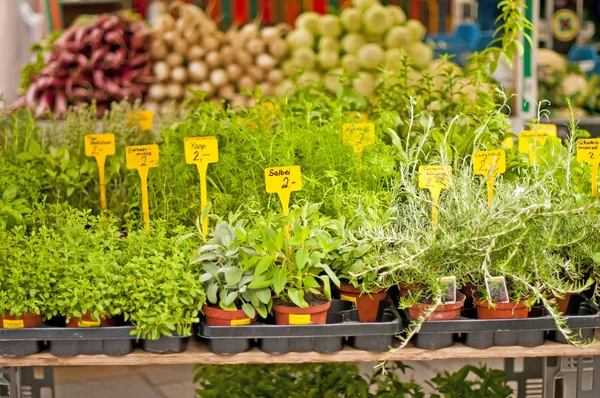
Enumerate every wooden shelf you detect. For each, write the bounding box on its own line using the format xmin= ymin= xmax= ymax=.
xmin=1 ymin=337 xmax=600 ymax=367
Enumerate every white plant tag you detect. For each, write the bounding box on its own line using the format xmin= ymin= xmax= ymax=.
xmin=440 ymin=276 xmax=457 ymax=304
xmin=485 ymin=276 xmax=510 ymax=303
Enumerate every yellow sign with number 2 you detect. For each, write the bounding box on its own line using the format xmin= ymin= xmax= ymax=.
xmin=473 ymin=150 xmax=506 ymax=204
xmin=418 ymin=166 xmax=452 ymax=228
xmin=184 ymin=137 xmax=219 ymax=236
xmin=577 ymin=138 xmax=600 ymax=197
xmin=126 ymin=145 xmax=159 ymax=230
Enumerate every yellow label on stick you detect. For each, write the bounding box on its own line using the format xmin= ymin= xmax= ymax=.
xmin=85 ymin=134 xmax=116 ymax=158
xmin=230 ymin=318 xmax=251 ymax=326
xmin=184 ymin=137 xmax=219 ymax=236
xmin=78 ymin=320 xmax=101 ymax=327
xmin=577 ymin=138 xmax=600 ymax=197
xmin=3 ymin=319 xmax=24 ymax=329
xmin=126 ymin=145 xmax=159 ymax=230
xmin=473 ymin=150 xmax=506 ymax=204
xmin=519 ymin=128 xmax=556 ymax=154
xmin=85 ymin=133 xmax=116 ymax=210
xmin=265 ymin=166 xmax=302 ymax=214
xmin=128 ymin=110 xmax=154 ymax=131
xmin=343 ymin=123 xmax=375 ymax=155
xmin=418 ymin=166 xmax=452 ymax=228
xmin=340 ymin=294 xmax=357 ymax=304
xmin=289 ymin=314 xmax=311 ymax=325
xmin=126 ymin=144 xmax=159 ymax=169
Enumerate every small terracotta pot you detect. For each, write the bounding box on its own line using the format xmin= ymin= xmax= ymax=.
xmin=272 ymin=301 xmax=331 ymax=325
xmin=0 ymin=312 xmax=43 ymax=328
xmin=474 ymin=297 xmax=529 ymax=319
xmin=408 ymin=292 xmax=466 ymax=321
xmin=67 ymin=312 xmax=116 ymax=328
xmin=202 ymin=305 xmax=256 ymax=326
xmin=337 ymin=284 xmax=387 ymax=323
xmin=554 ymin=293 xmax=573 ymax=314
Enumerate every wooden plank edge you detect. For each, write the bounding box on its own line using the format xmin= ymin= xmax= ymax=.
xmin=0 ymin=337 xmax=599 ymax=367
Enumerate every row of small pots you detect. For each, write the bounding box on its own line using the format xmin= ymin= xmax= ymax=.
xmin=0 ymin=285 xmax=570 ymax=329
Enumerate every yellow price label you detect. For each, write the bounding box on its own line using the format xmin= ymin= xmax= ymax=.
xmin=418 ymin=166 xmax=452 ymax=228
xmin=85 ymin=133 xmax=116 ymax=210
xmin=289 ymin=314 xmax=311 ymax=325
xmin=340 ymin=294 xmax=357 ymax=304
xmin=343 ymin=123 xmax=375 ymax=154
xmin=128 ymin=110 xmax=154 ymax=131
xmin=126 ymin=145 xmax=159 ymax=230
xmin=230 ymin=318 xmax=251 ymax=326
xmin=3 ymin=319 xmax=24 ymax=329
xmin=501 ymin=137 xmax=514 ymax=149
xmin=78 ymin=320 xmax=101 ymax=327
xmin=265 ymin=166 xmax=302 ymax=195
xmin=85 ymin=134 xmax=115 ymax=158
xmin=184 ymin=137 xmax=219 ymax=236
xmin=533 ymin=123 xmax=557 ymax=136
xmin=577 ymin=138 xmax=600 ymax=197
xmin=473 ymin=150 xmax=506 ymax=204
xmin=518 ymin=128 xmax=556 ymax=154
xmin=126 ymin=145 xmax=159 ymax=169
xmin=184 ymin=137 xmax=219 ymax=164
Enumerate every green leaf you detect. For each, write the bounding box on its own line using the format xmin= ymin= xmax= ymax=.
xmin=199 ymin=273 xmax=213 ymax=283
xmin=273 ymin=267 xmax=287 ymax=295
xmin=288 ymin=289 xmax=307 ymax=308
xmin=321 ymin=275 xmax=331 ymax=300
xmin=207 ymin=284 xmax=218 ymax=303
xmin=353 ymin=244 xmax=372 ymax=258
xmin=255 ymin=255 xmax=273 ymax=276
xmin=247 ymin=274 xmax=272 ymax=289
xmin=295 ymin=247 xmax=309 ymax=270
xmin=255 ymin=303 xmax=267 ymax=318
xmin=223 ymin=291 xmax=237 ymax=306
xmin=320 ymin=263 xmax=340 ymax=287
xmin=224 ymin=267 xmax=243 ymax=286
xmin=242 ymin=303 xmax=255 ymax=318
xmin=255 ymin=288 xmax=271 ymax=304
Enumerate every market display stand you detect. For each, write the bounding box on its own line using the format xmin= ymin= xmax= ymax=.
xmin=2 ymin=336 xmax=600 ymax=397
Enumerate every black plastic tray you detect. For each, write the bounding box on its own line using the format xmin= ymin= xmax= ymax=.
xmin=0 ymin=325 xmax=191 ymax=357
xmin=199 ymin=299 xmax=403 ymax=355
xmin=407 ymin=295 xmax=600 ymax=350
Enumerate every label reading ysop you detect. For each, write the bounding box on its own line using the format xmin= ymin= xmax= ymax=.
xmin=289 ymin=314 xmax=311 ymax=325
xmin=340 ymin=294 xmax=357 ymax=304
xmin=84 ymin=133 xmax=116 ymax=158
xmin=78 ymin=320 xmax=101 ymax=328
xmin=184 ymin=137 xmax=219 ymax=165
xmin=126 ymin=144 xmax=159 ymax=169
xmin=128 ymin=110 xmax=154 ymax=131
xmin=3 ymin=319 xmax=24 ymax=329
xmin=342 ymin=123 xmax=375 ymax=154
xmin=485 ymin=276 xmax=510 ymax=303
xmin=230 ymin=318 xmax=251 ymax=326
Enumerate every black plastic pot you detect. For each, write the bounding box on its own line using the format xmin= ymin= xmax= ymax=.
xmin=199 ymin=299 xmax=403 ymax=355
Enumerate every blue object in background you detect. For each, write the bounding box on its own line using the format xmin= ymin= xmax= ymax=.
xmin=426 ymin=23 xmax=495 ymax=67
xmin=567 ymin=44 xmax=600 ymax=76
xmin=477 ymin=0 xmax=502 ymax=30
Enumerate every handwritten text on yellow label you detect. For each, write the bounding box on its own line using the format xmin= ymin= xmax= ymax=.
xmin=519 ymin=128 xmax=556 ymax=154
xmin=343 ymin=123 xmax=375 ymax=154
xmin=473 ymin=150 xmax=506 ymax=176
xmin=184 ymin=137 xmax=219 ymax=164
xmin=3 ymin=319 xmax=24 ymax=329
xmin=84 ymin=133 xmax=115 ymax=157
xmin=126 ymin=145 xmax=159 ymax=170
xmin=418 ymin=166 xmax=452 ymax=191
xmin=265 ymin=166 xmax=302 ymax=194
xmin=289 ymin=314 xmax=311 ymax=325
xmin=577 ymin=139 xmax=600 ymax=164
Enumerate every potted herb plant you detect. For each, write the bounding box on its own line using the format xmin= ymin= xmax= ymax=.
xmin=191 ymin=216 xmax=272 ymax=326
xmin=327 ymin=215 xmax=389 ymax=323
xmin=247 ymin=204 xmax=341 ymax=325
